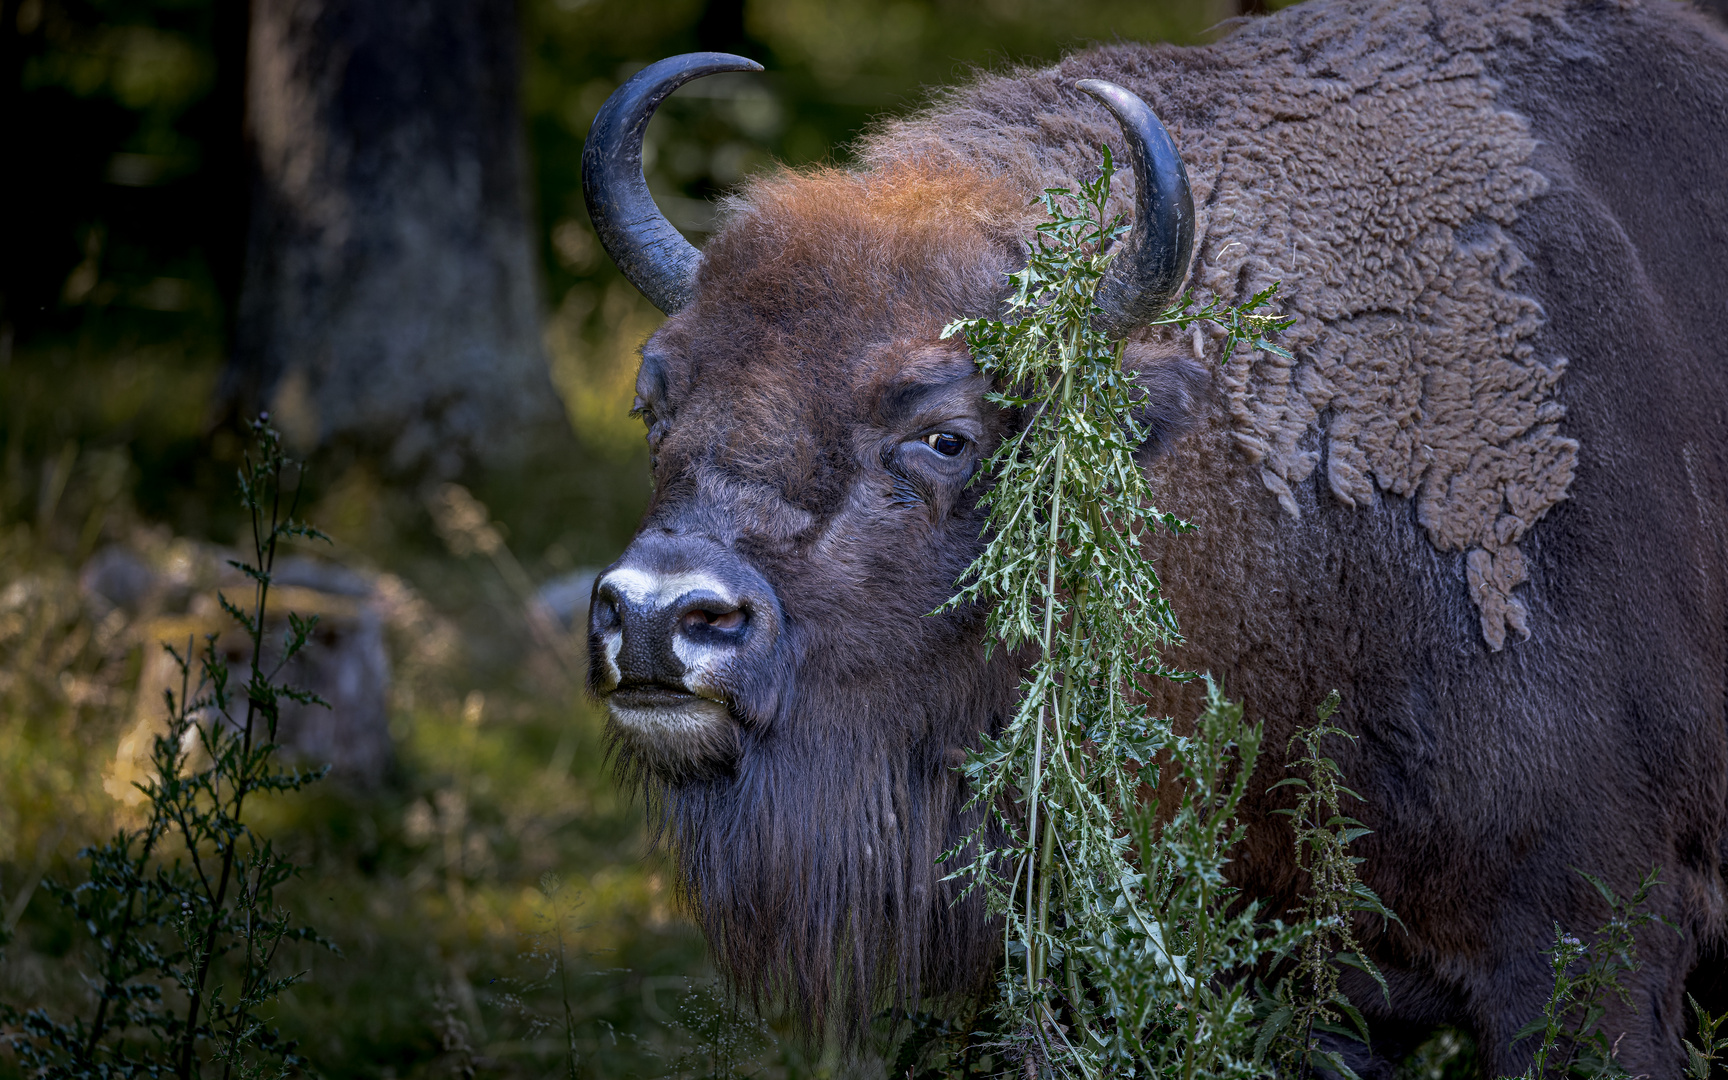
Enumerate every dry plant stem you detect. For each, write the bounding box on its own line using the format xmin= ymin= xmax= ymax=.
xmin=1184 ymin=884 xmax=1208 ymax=1080
xmin=1025 ymin=362 xmax=1073 ymax=999
xmin=1 ymin=419 xmax=326 ymax=1080
xmin=221 ymin=866 xmax=277 ymax=1079
xmin=1035 ymin=812 xmax=1056 ymax=986
xmin=224 ymin=857 xmax=290 ymax=1080
xmin=553 ymin=886 xmax=580 ymax=1080
xmin=79 ymin=653 xmax=184 ymax=1063
xmin=1039 ymin=572 xmax=1087 ymax=994
xmin=179 ymin=454 xmax=290 ymax=1080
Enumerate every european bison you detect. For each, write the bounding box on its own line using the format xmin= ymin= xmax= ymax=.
xmin=580 ymin=0 xmax=1728 ymax=1073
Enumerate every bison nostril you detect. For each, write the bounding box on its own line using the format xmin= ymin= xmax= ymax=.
xmin=594 ymin=596 xmax=622 ymax=631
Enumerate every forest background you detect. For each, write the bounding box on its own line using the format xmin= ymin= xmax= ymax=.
xmin=0 ymin=0 xmax=1323 ymax=1076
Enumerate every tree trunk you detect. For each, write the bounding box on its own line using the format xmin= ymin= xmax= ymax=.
xmin=232 ymin=0 xmax=564 ymax=474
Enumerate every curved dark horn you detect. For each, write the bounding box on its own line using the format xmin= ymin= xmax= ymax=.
xmin=583 ymin=53 xmax=764 ymax=315
xmin=1075 ymin=79 xmax=1195 ymax=337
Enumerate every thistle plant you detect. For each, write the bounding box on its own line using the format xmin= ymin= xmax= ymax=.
xmin=0 ymin=418 xmax=333 ymax=1080
xmin=1256 ymin=691 xmax=1399 ymax=1079
xmin=1473 ymin=866 xmax=1728 ymax=1080
xmin=937 ymin=148 xmax=1308 ymax=1078
xmin=1508 ymin=869 xmax=1667 ymax=1080
xmin=1682 ymin=995 xmax=1728 ymax=1080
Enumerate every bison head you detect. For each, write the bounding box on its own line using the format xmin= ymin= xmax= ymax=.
xmin=580 ymin=53 xmax=1204 ymax=1039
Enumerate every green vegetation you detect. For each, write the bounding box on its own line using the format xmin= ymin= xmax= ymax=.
xmin=932 ymin=150 xmax=1356 ymax=1078
xmin=1256 ymin=693 xmax=1399 ymax=1078
xmin=3 ymin=421 xmax=332 ymax=1080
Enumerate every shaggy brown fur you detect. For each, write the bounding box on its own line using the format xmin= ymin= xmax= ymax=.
xmin=592 ymin=0 xmax=1728 ymax=1073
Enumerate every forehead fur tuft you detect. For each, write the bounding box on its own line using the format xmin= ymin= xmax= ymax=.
xmin=692 ymin=161 xmax=1032 ymax=331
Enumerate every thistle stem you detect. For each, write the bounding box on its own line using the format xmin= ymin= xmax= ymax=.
xmin=1025 ymin=354 xmax=1077 ymax=999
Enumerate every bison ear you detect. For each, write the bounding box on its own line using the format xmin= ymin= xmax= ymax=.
xmin=1123 ymin=342 xmax=1213 ymax=463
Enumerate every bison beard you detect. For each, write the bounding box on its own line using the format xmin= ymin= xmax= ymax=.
xmin=584 ymin=0 xmax=1728 ymax=1074
xmin=628 ymin=690 xmax=1002 ymax=1040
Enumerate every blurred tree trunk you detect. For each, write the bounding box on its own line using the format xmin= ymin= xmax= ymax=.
xmin=231 ymin=0 xmax=566 ymax=474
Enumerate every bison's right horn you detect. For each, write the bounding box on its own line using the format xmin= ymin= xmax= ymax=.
xmin=583 ymin=53 xmax=764 ymax=315
xmin=1075 ymin=79 xmax=1195 ymax=337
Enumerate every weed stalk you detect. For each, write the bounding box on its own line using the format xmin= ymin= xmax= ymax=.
xmin=0 ymin=417 xmax=334 ymax=1080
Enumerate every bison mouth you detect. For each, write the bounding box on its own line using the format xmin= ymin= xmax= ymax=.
xmin=603 ymin=684 xmax=740 ymax=780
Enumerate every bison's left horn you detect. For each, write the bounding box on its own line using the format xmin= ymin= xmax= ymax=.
xmin=583 ymin=53 xmax=764 ymax=315
xmin=1075 ymin=79 xmax=1195 ymax=337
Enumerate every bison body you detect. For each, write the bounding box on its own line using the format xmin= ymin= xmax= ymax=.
xmin=583 ymin=1 xmax=1728 ymax=1073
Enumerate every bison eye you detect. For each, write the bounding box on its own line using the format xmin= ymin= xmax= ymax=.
xmin=924 ymin=432 xmax=967 ymax=456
